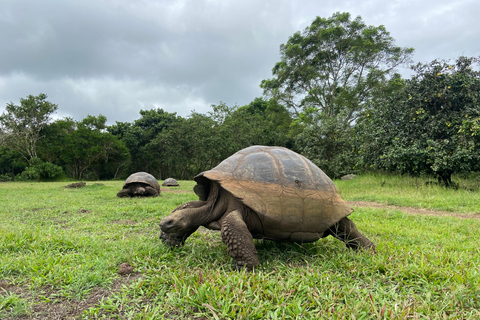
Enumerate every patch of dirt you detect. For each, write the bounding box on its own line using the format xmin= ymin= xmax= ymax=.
xmin=76 ymin=209 xmax=91 ymax=214
xmin=64 ymin=182 xmax=86 ymax=189
xmin=1 ymin=275 xmax=143 ymax=320
xmin=0 ymin=280 xmax=22 ymax=295
xmin=348 ymin=201 xmax=480 ymax=219
xmin=118 ymin=262 xmax=134 ymax=276
xmin=160 ymin=188 xmax=194 ymax=194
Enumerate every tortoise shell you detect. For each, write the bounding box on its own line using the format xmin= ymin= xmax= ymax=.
xmin=162 ymin=178 xmax=180 ymax=187
xmin=194 ymin=146 xmax=352 ymax=241
xmin=123 ymin=172 xmax=160 ymax=193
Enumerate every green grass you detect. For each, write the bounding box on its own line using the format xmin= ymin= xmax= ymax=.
xmin=0 ymin=176 xmax=479 ymax=319
xmin=335 ymin=173 xmax=480 ymax=214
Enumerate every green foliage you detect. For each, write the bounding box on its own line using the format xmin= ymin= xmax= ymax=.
xmin=230 ymin=98 xmax=294 ymax=148
xmin=261 ymin=12 xmax=413 ymax=177
xmin=0 ymin=146 xmax=26 ymax=178
xmin=210 ymin=98 xmax=294 ymax=152
xmin=38 ymin=116 xmax=130 ymax=180
xmin=261 ymin=12 xmax=413 ymax=121
xmin=37 ymin=118 xmax=76 ymax=165
xmin=63 ymin=117 xmax=130 ymax=180
xmin=359 ymin=56 xmax=480 ymax=186
xmin=0 ymin=93 xmax=58 ymax=162
xmin=15 ymin=157 xmax=64 ymax=181
xmin=108 ymin=108 xmax=180 ymax=177
xmin=295 ymin=116 xmax=357 ymax=178
xmin=145 ymin=112 xmax=220 ymax=179
xmin=77 ymin=114 xmax=107 ymax=130
xmin=107 ymin=100 xmax=293 ymax=180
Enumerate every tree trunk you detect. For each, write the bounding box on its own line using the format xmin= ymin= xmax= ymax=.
xmin=437 ymin=171 xmax=454 ymax=188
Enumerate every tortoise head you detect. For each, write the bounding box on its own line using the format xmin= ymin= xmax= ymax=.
xmin=159 ymin=201 xmax=208 ymax=247
xmin=133 ymin=185 xmax=146 ymax=196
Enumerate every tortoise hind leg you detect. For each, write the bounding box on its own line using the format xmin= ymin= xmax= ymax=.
xmin=324 ymin=217 xmax=376 ymax=251
xmin=221 ymin=210 xmax=259 ymax=270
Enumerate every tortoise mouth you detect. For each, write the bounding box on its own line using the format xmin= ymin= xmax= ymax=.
xmin=159 ymin=231 xmax=187 ymax=247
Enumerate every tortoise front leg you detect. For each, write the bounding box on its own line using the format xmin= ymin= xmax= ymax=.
xmin=324 ymin=217 xmax=376 ymax=251
xmin=143 ymin=186 xmax=158 ymax=196
xmin=116 ymin=188 xmax=131 ymax=197
xmin=221 ymin=210 xmax=259 ymax=270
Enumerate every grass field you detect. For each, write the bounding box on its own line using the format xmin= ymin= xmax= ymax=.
xmin=0 ymin=175 xmax=479 ymax=319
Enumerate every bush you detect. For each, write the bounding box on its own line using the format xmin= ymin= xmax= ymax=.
xmin=0 ymin=173 xmax=14 ymax=181
xmin=16 ymin=158 xmax=64 ymax=181
xmin=294 ymin=118 xmax=357 ymax=179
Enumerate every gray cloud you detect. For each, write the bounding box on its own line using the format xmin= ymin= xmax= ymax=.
xmin=1 ymin=0 xmax=479 ymax=124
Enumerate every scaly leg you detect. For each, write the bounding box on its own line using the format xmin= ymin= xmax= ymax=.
xmin=221 ymin=210 xmax=259 ymax=270
xmin=324 ymin=217 xmax=376 ymax=251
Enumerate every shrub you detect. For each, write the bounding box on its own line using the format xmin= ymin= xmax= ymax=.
xmin=16 ymin=158 xmax=64 ymax=181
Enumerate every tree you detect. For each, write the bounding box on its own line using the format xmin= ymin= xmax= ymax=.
xmin=231 ymin=98 xmax=294 ymax=148
xmin=145 ymin=112 xmax=220 ymax=179
xmin=209 ymin=99 xmax=294 ymax=153
xmin=108 ymin=108 xmax=179 ymax=175
xmin=0 ymin=146 xmax=27 ymax=179
xmin=261 ymin=12 xmax=413 ymax=124
xmin=260 ymin=12 xmax=413 ymax=176
xmin=294 ymin=116 xmax=358 ymax=178
xmin=63 ymin=115 xmax=130 ymax=180
xmin=37 ymin=118 xmax=76 ymax=165
xmin=358 ymin=56 xmax=480 ymax=186
xmin=38 ymin=115 xmax=130 ymax=180
xmin=78 ymin=114 xmax=107 ymax=131
xmin=0 ymin=93 xmax=58 ymax=163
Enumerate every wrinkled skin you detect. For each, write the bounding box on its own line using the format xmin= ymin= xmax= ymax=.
xmin=117 ymin=182 xmax=159 ymax=197
xmin=160 ymin=182 xmax=375 ymax=270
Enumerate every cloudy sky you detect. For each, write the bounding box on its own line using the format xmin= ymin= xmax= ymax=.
xmin=1 ymin=0 xmax=479 ymax=124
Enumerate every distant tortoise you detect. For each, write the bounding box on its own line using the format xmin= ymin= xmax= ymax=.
xmin=160 ymin=146 xmax=375 ymax=270
xmin=162 ymin=178 xmax=179 ymax=187
xmin=64 ymin=182 xmax=86 ymax=189
xmin=117 ymin=172 xmax=160 ymax=197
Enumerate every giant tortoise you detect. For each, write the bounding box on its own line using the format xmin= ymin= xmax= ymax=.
xmin=162 ymin=178 xmax=180 ymax=187
xmin=117 ymin=172 xmax=160 ymax=197
xmin=159 ymin=146 xmax=375 ymax=269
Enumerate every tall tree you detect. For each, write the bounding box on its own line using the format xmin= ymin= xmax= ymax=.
xmin=260 ymin=12 xmax=413 ymax=177
xmin=37 ymin=118 xmax=76 ymax=165
xmin=108 ymin=108 xmax=179 ymax=175
xmin=0 ymin=93 xmax=58 ymax=163
xmin=145 ymin=112 xmax=219 ymax=179
xmin=38 ymin=115 xmax=130 ymax=180
xmin=63 ymin=117 xmax=130 ymax=180
xmin=261 ymin=12 xmax=414 ymax=124
xmin=231 ymin=98 xmax=294 ymax=148
xmin=358 ymin=56 xmax=480 ymax=186
xmin=209 ymin=99 xmax=294 ymax=153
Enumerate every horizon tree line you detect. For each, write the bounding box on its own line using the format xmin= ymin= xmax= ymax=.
xmin=1 ymin=12 xmax=479 ymax=186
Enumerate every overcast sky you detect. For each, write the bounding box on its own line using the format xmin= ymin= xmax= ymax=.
xmin=1 ymin=0 xmax=479 ymax=124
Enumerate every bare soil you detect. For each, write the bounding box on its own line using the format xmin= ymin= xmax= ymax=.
xmin=348 ymin=201 xmax=480 ymax=219
xmin=1 ymin=274 xmax=142 ymax=320
xmin=160 ymin=188 xmax=194 ymax=194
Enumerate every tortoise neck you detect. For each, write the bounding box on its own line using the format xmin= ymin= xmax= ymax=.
xmin=186 ymin=182 xmax=224 ymax=227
